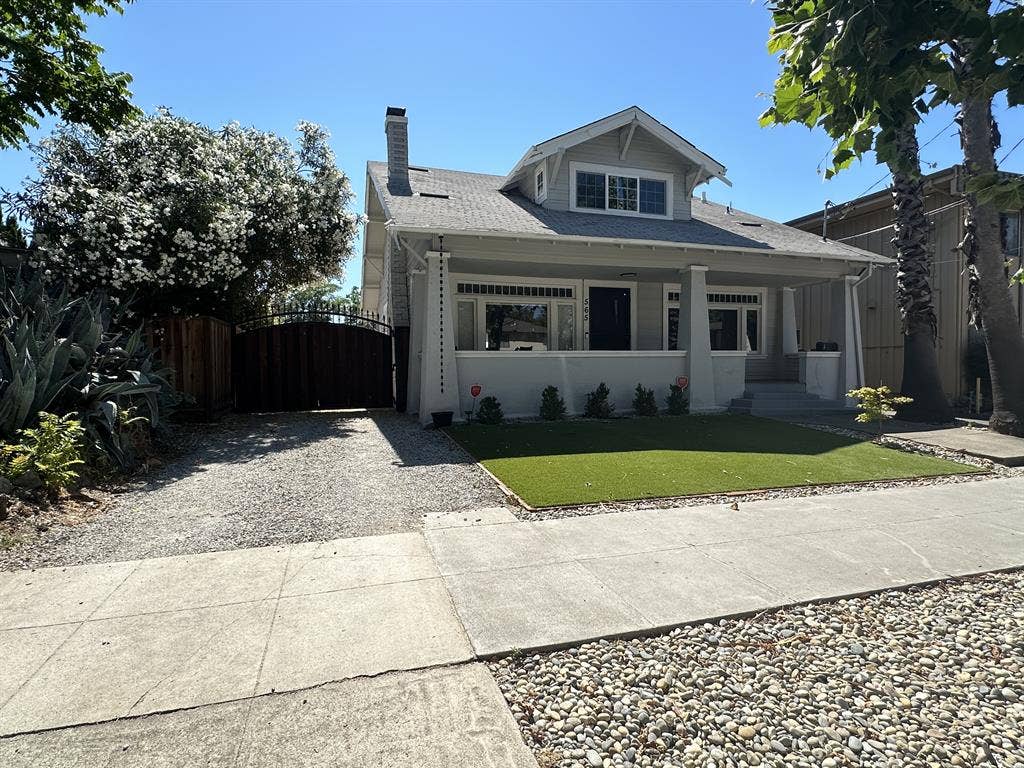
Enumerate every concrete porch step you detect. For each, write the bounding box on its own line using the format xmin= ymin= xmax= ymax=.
xmin=744 ymin=381 xmax=806 ymax=394
xmin=741 ymin=390 xmax=822 ymax=400
xmin=730 ymin=397 xmax=851 ymax=415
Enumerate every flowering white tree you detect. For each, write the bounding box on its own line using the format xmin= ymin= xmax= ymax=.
xmin=10 ymin=110 xmax=361 ymax=316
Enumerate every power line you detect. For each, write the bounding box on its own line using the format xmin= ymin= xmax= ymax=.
xmin=833 ymin=198 xmax=966 ymax=242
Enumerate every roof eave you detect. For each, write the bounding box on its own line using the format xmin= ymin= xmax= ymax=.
xmin=386 ymin=223 xmax=892 ymax=266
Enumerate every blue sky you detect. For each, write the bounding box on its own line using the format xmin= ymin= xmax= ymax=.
xmin=3 ymin=0 xmax=1022 ymax=293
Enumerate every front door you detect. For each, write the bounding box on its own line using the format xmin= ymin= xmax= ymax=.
xmin=588 ymin=286 xmax=631 ymax=350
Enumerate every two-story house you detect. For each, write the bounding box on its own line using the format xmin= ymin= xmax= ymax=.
xmin=361 ymin=106 xmax=890 ymax=423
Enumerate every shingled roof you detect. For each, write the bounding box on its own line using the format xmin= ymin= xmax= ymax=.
xmin=367 ymin=161 xmax=890 ymax=265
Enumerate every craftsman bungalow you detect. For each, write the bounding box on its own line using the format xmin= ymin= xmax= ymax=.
xmin=361 ymin=106 xmax=890 ymax=423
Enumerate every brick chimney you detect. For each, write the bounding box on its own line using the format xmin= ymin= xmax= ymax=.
xmin=385 ymin=106 xmax=410 ymax=194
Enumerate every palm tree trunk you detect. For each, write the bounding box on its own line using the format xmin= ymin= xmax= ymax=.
xmin=888 ymin=122 xmax=953 ymax=423
xmin=956 ymin=45 xmax=1024 ymax=436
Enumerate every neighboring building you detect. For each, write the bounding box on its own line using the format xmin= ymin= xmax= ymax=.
xmin=788 ymin=166 xmax=1023 ymax=401
xmin=361 ymin=106 xmax=890 ymax=423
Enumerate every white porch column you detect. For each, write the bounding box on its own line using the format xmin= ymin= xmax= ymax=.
xmin=829 ymin=275 xmax=864 ymax=403
xmin=418 ymin=250 xmax=461 ymax=424
xmin=680 ymin=265 xmax=715 ymax=412
xmin=780 ymin=287 xmax=799 ymax=355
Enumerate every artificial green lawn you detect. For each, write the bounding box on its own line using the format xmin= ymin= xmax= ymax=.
xmin=446 ymin=415 xmax=981 ymax=508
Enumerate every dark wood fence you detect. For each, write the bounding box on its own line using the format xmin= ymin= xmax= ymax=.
xmin=147 ymin=316 xmax=233 ymax=420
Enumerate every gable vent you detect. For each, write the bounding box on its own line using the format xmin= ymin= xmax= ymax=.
xmin=457 ymin=282 xmax=574 ymax=298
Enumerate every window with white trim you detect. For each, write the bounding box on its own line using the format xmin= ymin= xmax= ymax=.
xmin=455 ymin=280 xmax=577 ymax=351
xmin=534 ymin=164 xmax=546 ymax=203
xmin=570 ymin=162 xmax=672 ymax=219
xmin=663 ymin=286 xmax=765 ymax=353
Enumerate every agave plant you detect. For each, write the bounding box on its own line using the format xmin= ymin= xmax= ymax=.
xmin=0 ymin=268 xmax=176 ymax=468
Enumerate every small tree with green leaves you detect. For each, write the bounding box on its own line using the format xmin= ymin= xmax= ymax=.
xmin=475 ymin=396 xmax=503 ymax=425
xmin=847 ymin=386 xmax=914 ymax=436
xmin=666 ymin=384 xmax=689 ymax=415
xmin=539 ymin=386 xmax=566 ymax=421
xmin=632 ymin=384 xmax=658 ymax=417
xmin=583 ymin=383 xmax=614 ymax=419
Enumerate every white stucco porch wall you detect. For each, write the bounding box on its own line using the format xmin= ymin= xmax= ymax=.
xmin=455 ymin=351 xmax=688 ymax=419
xmin=711 ymin=352 xmax=748 ymax=408
xmin=795 ymin=351 xmax=843 ymax=400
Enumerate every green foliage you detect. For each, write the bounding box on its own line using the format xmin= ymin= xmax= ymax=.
xmin=847 ymin=386 xmax=914 ymax=434
xmin=0 ymin=0 xmax=139 ymax=148
xmin=665 ymin=384 xmax=689 ymax=416
xmin=10 ymin=112 xmax=362 ymax=318
xmin=2 ymin=412 xmax=84 ymax=491
xmin=539 ymin=386 xmax=566 ymax=421
xmin=475 ymin=396 xmax=504 ymax=425
xmin=0 ymin=215 xmax=27 ymax=249
xmin=0 ymin=268 xmax=175 ymax=469
xmin=583 ymin=382 xmax=614 ymax=419
xmin=632 ymin=384 xmax=658 ymax=417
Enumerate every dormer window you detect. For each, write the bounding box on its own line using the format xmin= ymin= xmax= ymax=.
xmin=534 ymin=163 xmax=546 ymax=203
xmin=569 ymin=162 xmax=672 ymax=219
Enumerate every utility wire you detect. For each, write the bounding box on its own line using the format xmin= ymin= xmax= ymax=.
xmin=833 ymin=198 xmax=967 ymax=242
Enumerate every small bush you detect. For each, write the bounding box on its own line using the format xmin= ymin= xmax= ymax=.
xmin=632 ymin=384 xmax=658 ymax=416
xmin=584 ymin=382 xmax=614 ymax=419
xmin=1 ymin=412 xmax=85 ymax=492
xmin=666 ymin=384 xmax=689 ymax=415
xmin=539 ymin=386 xmax=567 ymax=421
xmin=476 ymin=396 xmax=504 ymax=425
xmin=847 ymin=385 xmax=913 ymax=436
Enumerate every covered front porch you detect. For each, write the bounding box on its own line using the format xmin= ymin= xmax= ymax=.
xmin=408 ymin=235 xmax=865 ymax=422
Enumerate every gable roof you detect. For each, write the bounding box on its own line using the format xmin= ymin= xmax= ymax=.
xmin=501 ymin=106 xmax=731 ymax=191
xmin=367 ymin=161 xmax=890 ymax=265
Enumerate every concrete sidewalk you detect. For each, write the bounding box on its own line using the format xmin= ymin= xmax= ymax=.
xmin=425 ymin=478 xmax=1024 ymax=656
xmin=0 ymin=533 xmax=473 ymax=736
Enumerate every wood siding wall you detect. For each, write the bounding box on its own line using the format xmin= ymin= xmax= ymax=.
xmin=534 ymin=126 xmax=697 ymax=219
xmin=147 ymin=316 xmax=233 ymax=419
xmin=793 ymin=190 xmax=970 ymax=397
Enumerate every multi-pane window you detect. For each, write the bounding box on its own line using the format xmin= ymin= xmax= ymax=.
xmin=607 ymin=175 xmax=638 ymax=211
xmin=456 ymin=282 xmax=577 ymax=352
xmin=639 ymin=178 xmax=667 ymax=215
xmin=665 ymin=286 xmax=764 ymax=353
xmin=576 ymin=172 xmax=605 ymax=209
xmin=572 ymin=164 xmax=671 ymax=218
xmin=535 ymin=165 xmax=545 ymax=202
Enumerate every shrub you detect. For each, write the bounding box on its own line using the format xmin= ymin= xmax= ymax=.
xmin=666 ymin=384 xmax=689 ymax=415
xmin=632 ymin=384 xmax=658 ymax=416
xmin=0 ymin=268 xmax=176 ymax=469
xmin=847 ymin=385 xmax=913 ymax=436
xmin=2 ymin=412 xmax=85 ymax=491
xmin=584 ymin=382 xmax=614 ymax=419
xmin=476 ymin=396 xmax=504 ymax=425
xmin=539 ymin=386 xmax=567 ymax=421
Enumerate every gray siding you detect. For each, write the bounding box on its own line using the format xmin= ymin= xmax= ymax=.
xmin=543 ymin=127 xmax=697 ymax=220
xmin=791 ymin=187 xmax=994 ymax=398
xmin=636 ymin=281 xmax=663 ymax=350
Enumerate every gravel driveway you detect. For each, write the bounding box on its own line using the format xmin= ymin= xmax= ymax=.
xmin=0 ymin=411 xmax=505 ymax=571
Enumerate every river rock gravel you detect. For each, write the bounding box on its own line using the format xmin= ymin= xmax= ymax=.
xmin=490 ymin=571 xmax=1024 ymax=768
xmin=0 ymin=410 xmax=505 ymax=571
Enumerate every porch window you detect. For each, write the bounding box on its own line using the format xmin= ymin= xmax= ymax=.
xmin=456 ymin=300 xmax=476 ymax=351
xmin=557 ymin=304 xmax=576 ymax=351
xmin=485 ymin=303 xmax=549 ymax=351
xmin=709 ymin=309 xmax=739 ymax=351
xmin=708 ymin=291 xmax=763 ymax=353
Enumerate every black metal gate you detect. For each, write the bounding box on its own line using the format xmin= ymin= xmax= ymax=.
xmin=233 ymin=302 xmax=393 ymax=412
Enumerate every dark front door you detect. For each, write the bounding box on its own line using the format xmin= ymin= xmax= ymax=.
xmin=588 ymin=286 xmax=631 ymax=350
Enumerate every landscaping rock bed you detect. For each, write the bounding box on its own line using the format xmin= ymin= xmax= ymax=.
xmin=0 ymin=410 xmax=504 ymax=570
xmin=491 ymin=571 xmax=1024 ymax=768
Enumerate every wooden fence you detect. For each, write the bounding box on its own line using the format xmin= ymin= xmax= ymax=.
xmin=147 ymin=316 xmax=233 ymax=419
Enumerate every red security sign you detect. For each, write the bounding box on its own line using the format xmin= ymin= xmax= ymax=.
xmin=676 ymin=376 xmax=689 ymax=389
xmin=470 ymin=384 xmax=482 ymax=398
